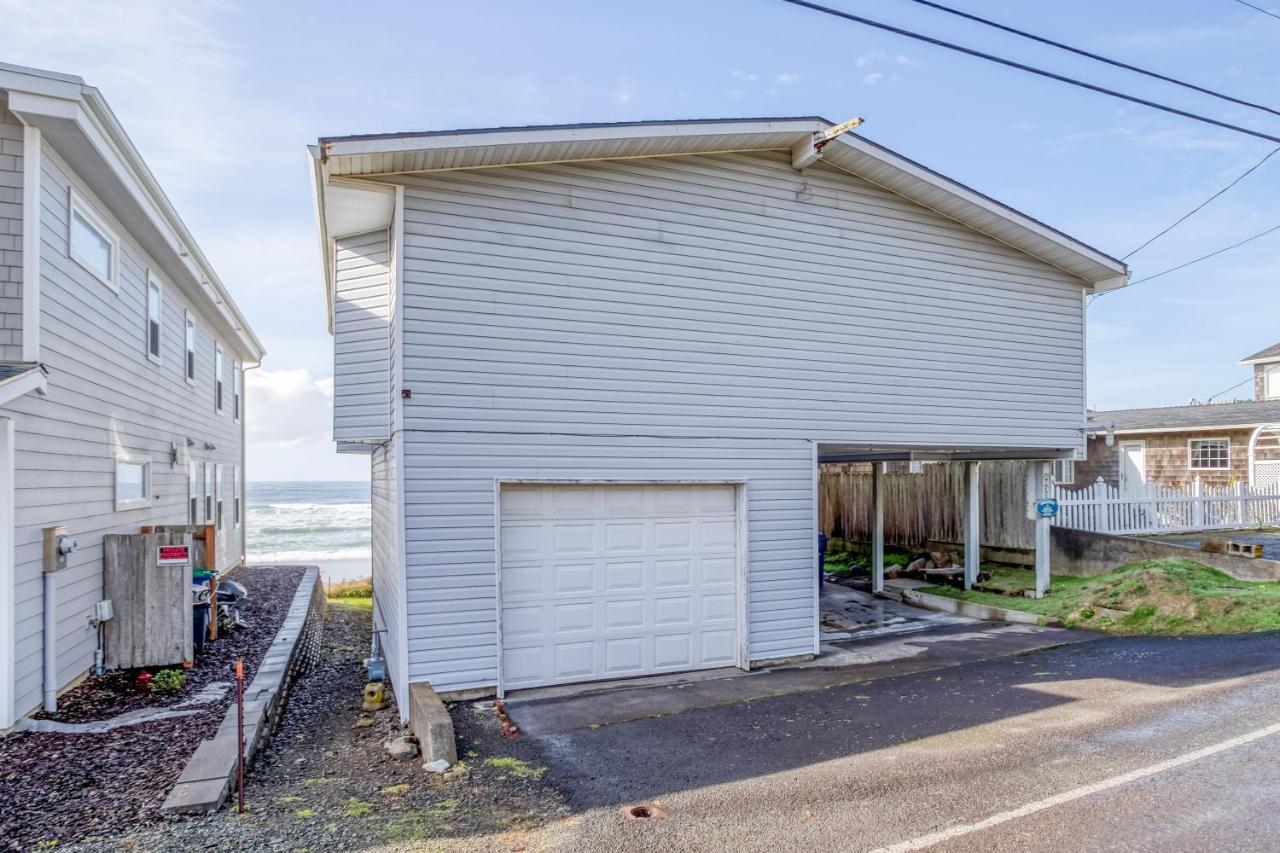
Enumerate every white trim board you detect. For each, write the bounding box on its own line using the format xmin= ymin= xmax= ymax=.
xmin=0 ymin=417 xmax=14 ymax=729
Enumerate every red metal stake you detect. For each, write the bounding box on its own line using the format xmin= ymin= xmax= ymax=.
xmin=235 ymin=658 xmax=245 ymax=813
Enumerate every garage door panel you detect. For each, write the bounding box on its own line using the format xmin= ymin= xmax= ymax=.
xmin=500 ymin=483 xmax=742 ymax=690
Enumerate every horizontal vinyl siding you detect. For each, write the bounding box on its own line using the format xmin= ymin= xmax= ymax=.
xmin=4 ymin=144 xmax=245 ymax=718
xmin=396 ymin=150 xmax=1086 ymax=448
xmin=0 ymin=105 xmax=21 ymax=361
xmin=370 ymin=440 xmax=405 ymax=696
xmin=401 ymin=432 xmax=815 ymax=692
xmin=333 ymin=230 xmax=390 ymax=442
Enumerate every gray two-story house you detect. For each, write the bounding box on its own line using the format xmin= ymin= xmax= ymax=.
xmin=310 ymin=118 xmax=1126 ymax=719
xmin=0 ymin=64 xmax=263 ymax=729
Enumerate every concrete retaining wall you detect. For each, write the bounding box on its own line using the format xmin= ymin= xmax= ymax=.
xmin=162 ymin=567 xmax=325 ymax=814
xmin=1049 ymin=527 xmax=1280 ymax=581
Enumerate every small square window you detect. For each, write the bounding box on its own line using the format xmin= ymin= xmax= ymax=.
xmin=1052 ymin=459 xmax=1075 ymax=485
xmin=146 ymin=275 xmax=163 ymax=362
xmin=115 ymin=458 xmax=150 ymax=510
xmin=1189 ymin=439 xmax=1230 ymax=470
xmin=1266 ymin=367 xmax=1280 ymax=401
xmin=69 ymin=190 xmax=118 ymax=290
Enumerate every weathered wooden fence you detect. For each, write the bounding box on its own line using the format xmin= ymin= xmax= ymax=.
xmin=820 ymin=461 xmax=1035 ymax=550
xmin=820 ymin=464 xmax=1280 ymax=549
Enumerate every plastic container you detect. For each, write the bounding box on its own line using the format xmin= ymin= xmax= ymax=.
xmin=192 ymin=602 xmax=211 ymax=655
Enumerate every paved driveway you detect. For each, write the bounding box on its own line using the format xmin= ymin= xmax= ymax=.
xmin=507 ymin=631 xmax=1280 ymax=852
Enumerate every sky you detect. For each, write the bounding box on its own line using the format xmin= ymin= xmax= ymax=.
xmin=1 ymin=0 xmax=1277 ymax=481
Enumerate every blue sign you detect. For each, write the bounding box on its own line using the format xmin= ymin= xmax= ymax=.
xmin=1035 ymin=499 xmax=1059 ymax=518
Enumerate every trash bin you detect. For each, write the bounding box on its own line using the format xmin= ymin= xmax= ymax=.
xmin=818 ymin=533 xmax=828 ymax=589
xmin=192 ymin=602 xmax=211 ymax=655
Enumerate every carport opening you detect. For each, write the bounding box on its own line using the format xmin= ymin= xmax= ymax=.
xmin=817 ymin=446 xmax=1067 ymax=600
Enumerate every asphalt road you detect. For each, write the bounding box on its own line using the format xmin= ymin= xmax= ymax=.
xmin=521 ymin=632 xmax=1280 ymax=852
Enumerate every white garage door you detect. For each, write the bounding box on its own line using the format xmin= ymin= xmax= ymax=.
xmin=499 ymin=483 xmax=741 ymax=691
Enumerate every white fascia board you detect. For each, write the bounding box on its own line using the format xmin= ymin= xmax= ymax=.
xmin=1240 ymin=356 xmax=1280 ymax=366
xmin=0 ymin=369 xmax=47 ymax=408
xmin=320 ymin=118 xmax=824 ymax=159
xmin=4 ymin=84 xmax=264 ymax=363
xmin=309 ymin=146 xmax=334 ymax=335
xmin=1094 ymin=422 xmax=1280 ymax=436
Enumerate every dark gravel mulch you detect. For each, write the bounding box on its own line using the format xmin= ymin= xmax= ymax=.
xmin=0 ymin=565 xmax=305 ymax=851
xmin=82 ymin=600 xmax=569 ymax=853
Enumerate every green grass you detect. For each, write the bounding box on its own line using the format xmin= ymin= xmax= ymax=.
xmin=923 ymin=559 xmax=1280 ymax=635
xmin=326 ymin=578 xmax=373 ymax=609
xmin=822 ymin=539 xmax=912 ymax=577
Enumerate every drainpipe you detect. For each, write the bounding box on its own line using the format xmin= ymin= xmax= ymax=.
xmin=42 ymin=568 xmax=57 ymax=713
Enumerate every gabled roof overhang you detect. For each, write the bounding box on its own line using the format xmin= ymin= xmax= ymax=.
xmin=310 ymin=117 xmax=1128 ymax=332
xmin=0 ymin=63 xmax=264 ymax=363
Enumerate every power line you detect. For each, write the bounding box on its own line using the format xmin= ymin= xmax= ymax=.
xmin=1115 ymin=221 xmax=1280 ymax=293
xmin=1123 ymin=146 xmax=1280 ymax=259
xmin=779 ymin=0 xmax=1280 ymax=146
xmin=1233 ymin=0 xmax=1280 ymax=21
xmin=1207 ymin=362 xmax=1279 ymax=402
xmin=905 ymin=0 xmax=1280 ymax=120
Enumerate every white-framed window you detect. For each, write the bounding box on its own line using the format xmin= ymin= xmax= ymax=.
xmin=114 ymin=456 xmax=150 ymax=511
xmin=188 ymin=460 xmax=199 ymax=524
xmin=1052 ymin=459 xmax=1075 ymax=485
xmin=1266 ymin=366 xmax=1280 ymax=401
xmin=184 ymin=311 xmax=197 ymax=384
xmin=1189 ymin=438 xmax=1230 ymax=470
xmin=214 ymin=342 xmax=224 ymax=414
xmin=233 ymin=361 xmax=242 ymax=423
xmin=146 ymin=273 xmax=163 ymax=363
xmin=68 ymin=188 xmax=118 ymax=291
xmin=232 ymin=464 xmax=241 ymax=527
xmin=215 ymin=463 xmax=225 ymax=527
xmin=204 ymin=461 xmax=213 ymax=521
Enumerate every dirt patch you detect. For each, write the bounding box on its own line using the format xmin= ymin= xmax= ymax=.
xmin=72 ymin=601 xmax=570 ymax=852
xmin=0 ymin=565 xmax=305 ymax=851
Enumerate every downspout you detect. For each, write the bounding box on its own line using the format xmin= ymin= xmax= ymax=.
xmin=42 ymin=568 xmax=57 ymax=713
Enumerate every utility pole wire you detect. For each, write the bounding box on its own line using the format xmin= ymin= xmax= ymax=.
xmin=1207 ymin=362 xmax=1280 ymax=402
xmin=1092 ymin=222 xmax=1280 ymax=304
xmin=1233 ymin=0 xmax=1280 ymax=21
xmin=779 ymin=0 xmax=1280 ymax=146
xmin=905 ymin=0 xmax=1280 ymax=120
xmin=1123 ymin=146 xmax=1280 ymax=260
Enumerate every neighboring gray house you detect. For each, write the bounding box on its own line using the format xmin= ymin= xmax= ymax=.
xmin=309 ymin=118 xmax=1127 ymax=717
xmin=0 ymin=64 xmax=263 ymax=729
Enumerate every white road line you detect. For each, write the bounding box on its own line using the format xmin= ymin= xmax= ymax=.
xmin=873 ymin=721 xmax=1280 ymax=853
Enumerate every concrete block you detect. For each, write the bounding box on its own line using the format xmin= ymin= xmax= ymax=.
xmin=409 ymin=682 xmax=457 ymax=766
xmin=161 ymin=777 xmax=231 ymax=815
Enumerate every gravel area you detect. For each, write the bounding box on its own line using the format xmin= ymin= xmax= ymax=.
xmin=74 ymin=600 xmax=570 ymax=852
xmin=0 ymin=565 xmax=305 ymax=851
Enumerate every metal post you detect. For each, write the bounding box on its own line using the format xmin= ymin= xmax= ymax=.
xmin=964 ymin=461 xmax=981 ymax=590
xmin=871 ymin=462 xmax=885 ymax=595
xmin=235 ymin=657 xmax=245 ymax=813
xmin=1032 ymin=461 xmax=1051 ymax=599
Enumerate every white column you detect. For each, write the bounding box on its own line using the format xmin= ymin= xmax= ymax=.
xmin=1032 ymin=461 xmax=1051 ymax=599
xmin=964 ymin=461 xmax=981 ymax=590
xmin=21 ymin=124 xmax=41 ymax=362
xmin=871 ymin=461 xmax=884 ymax=595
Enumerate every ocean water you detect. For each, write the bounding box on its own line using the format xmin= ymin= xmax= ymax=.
xmin=246 ymin=481 xmax=371 ymax=570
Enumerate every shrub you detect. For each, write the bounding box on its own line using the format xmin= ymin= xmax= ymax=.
xmin=150 ymin=668 xmax=186 ymax=693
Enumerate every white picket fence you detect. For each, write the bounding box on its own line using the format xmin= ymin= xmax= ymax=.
xmin=1052 ymin=477 xmax=1280 ymax=536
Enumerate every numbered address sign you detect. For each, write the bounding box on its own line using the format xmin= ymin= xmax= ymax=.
xmin=1035 ymin=499 xmax=1060 ymax=519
